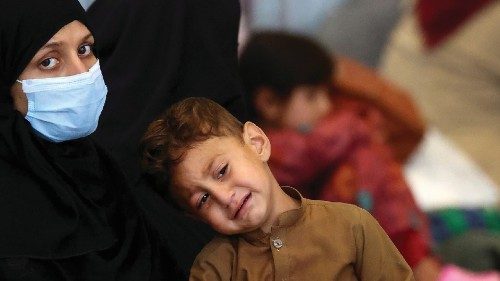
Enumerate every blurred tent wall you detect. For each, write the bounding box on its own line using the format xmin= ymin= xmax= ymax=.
xmin=77 ymin=0 xmax=95 ymax=10
xmin=241 ymin=0 xmax=403 ymax=67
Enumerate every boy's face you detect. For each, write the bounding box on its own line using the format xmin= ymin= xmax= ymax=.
xmin=280 ymin=85 xmax=331 ymax=132
xmin=170 ymin=122 xmax=280 ymax=235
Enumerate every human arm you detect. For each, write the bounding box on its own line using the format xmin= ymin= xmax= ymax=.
xmin=267 ymin=110 xmax=365 ymax=188
xmin=334 ymin=56 xmax=426 ymax=162
xmin=346 ymin=138 xmax=434 ymax=272
xmin=354 ymin=208 xmax=415 ymax=281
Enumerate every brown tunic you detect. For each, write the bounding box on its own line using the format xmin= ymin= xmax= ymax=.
xmin=190 ymin=188 xmax=414 ymax=281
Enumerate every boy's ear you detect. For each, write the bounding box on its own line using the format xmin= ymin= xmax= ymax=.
xmin=243 ymin=121 xmax=271 ymax=162
xmin=254 ymin=87 xmax=282 ymax=123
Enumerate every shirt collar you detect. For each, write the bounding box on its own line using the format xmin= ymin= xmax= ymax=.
xmin=241 ymin=186 xmax=305 ymax=244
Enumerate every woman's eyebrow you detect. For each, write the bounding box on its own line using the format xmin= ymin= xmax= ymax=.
xmin=40 ymin=33 xmax=94 ymax=50
xmin=39 ymin=41 xmax=63 ymax=50
xmin=29 ymin=41 xmax=62 ymax=62
xmin=81 ymin=33 xmax=94 ymax=42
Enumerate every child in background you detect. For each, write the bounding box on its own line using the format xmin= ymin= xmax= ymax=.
xmin=238 ymin=31 xmax=441 ymax=280
xmin=140 ymin=97 xmax=414 ymax=280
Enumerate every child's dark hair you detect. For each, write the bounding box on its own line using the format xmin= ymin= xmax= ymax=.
xmin=239 ymin=31 xmax=335 ymax=121
xmin=140 ymin=97 xmax=244 ymax=207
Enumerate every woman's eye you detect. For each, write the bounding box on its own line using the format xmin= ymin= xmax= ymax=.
xmin=197 ymin=193 xmax=210 ymax=209
xmin=39 ymin=58 xmax=59 ymax=70
xmin=217 ymin=164 xmax=228 ymax=180
xmin=77 ymin=44 xmax=93 ymax=56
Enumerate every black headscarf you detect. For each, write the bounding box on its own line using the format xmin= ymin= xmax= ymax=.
xmin=87 ymin=0 xmax=246 ymax=182
xmin=86 ymin=0 xmax=246 ymax=275
xmin=0 ymin=0 xmax=181 ymax=279
xmin=0 ymin=0 xmax=85 ymax=100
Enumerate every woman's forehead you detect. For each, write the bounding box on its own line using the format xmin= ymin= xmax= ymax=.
xmin=47 ymin=20 xmax=92 ymax=43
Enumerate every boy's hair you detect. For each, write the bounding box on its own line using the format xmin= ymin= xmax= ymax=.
xmin=140 ymin=97 xmax=244 ymax=204
xmin=239 ymin=31 xmax=335 ymax=121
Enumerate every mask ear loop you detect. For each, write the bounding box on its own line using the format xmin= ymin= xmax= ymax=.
xmin=16 ymin=80 xmax=22 ymax=83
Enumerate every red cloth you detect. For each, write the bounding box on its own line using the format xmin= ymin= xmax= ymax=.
xmin=416 ymin=0 xmax=494 ymax=49
xmin=266 ymin=104 xmax=430 ymax=267
xmin=392 ymin=230 xmax=430 ymax=268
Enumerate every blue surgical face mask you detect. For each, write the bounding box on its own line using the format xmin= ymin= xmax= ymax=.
xmin=16 ymin=60 xmax=107 ymax=143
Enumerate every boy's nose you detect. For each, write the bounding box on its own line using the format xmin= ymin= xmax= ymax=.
xmin=318 ymin=89 xmax=332 ymax=114
xmin=212 ymin=187 xmax=237 ymax=212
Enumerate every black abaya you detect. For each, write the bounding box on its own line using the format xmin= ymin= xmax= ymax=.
xmin=86 ymin=0 xmax=246 ymax=276
xmin=0 ymin=0 xmax=182 ymax=279
xmin=87 ymin=0 xmax=246 ymax=182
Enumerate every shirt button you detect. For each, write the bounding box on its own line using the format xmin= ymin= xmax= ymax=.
xmin=272 ymin=238 xmax=284 ymax=250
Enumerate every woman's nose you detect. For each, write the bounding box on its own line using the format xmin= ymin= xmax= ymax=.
xmin=65 ymin=54 xmax=90 ymax=76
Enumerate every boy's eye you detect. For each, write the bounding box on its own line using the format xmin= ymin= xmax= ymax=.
xmin=217 ymin=164 xmax=228 ymax=180
xmin=39 ymin=57 xmax=59 ymax=70
xmin=197 ymin=193 xmax=210 ymax=209
xmin=307 ymin=91 xmax=320 ymax=101
xmin=77 ymin=44 xmax=93 ymax=56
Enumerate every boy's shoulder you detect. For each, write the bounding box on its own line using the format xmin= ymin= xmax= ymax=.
xmin=301 ymin=198 xmax=376 ymax=228
xmin=283 ymin=186 xmax=366 ymax=216
xmin=303 ymin=198 xmax=366 ymax=216
xmin=190 ymin=235 xmax=238 ymax=278
xmin=304 ymin=198 xmax=359 ymax=209
xmin=195 ymin=234 xmax=237 ymax=258
xmin=282 ymin=187 xmax=373 ymax=228
xmin=192 ymin=232 xmax=254 ymax=263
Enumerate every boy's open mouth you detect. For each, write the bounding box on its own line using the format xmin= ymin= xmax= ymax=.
xmin=233 ymin=192 xmax=252 ymax=219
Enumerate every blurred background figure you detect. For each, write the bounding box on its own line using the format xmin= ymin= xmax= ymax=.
xmin=240 ymin=0 xmax=499 ymax=205
xmin=381 ymin=0 xmax=500 ymax=189
xmin=379 ymin=1 xmax=500 ymax=275
xmin=239 ymin=31 xmax=440 ymax=279
xmin=240 ymin=0 xmax=499 ymax=279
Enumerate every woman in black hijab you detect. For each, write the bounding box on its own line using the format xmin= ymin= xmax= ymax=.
xmin=0 ymin=0 xmax=182 ymax=279
xmin=85 ymin=0 xmax=247 ymax=275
